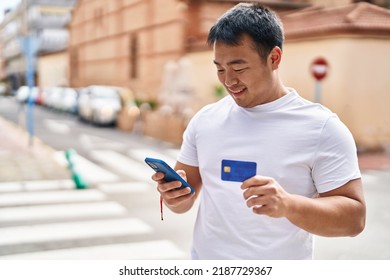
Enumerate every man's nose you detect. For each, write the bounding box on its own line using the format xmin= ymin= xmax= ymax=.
xmin=224 ymin=70 xmax=239 ymax=87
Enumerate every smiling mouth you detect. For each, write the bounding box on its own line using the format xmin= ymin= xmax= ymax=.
xmin=229 ymin=88 xmax=246 ymax=96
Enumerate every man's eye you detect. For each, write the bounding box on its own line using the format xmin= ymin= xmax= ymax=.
xmin=234 ymin=68 xmax=246 ymax=73
xmin=217 ymin=69 xmax=225 ymax=73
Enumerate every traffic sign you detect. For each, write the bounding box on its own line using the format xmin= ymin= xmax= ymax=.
xmin=311 ymin=57 xmax=328 ymax=81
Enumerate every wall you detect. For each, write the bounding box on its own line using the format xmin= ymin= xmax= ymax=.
xmin=280 ymin=36 xmax=390 ymax=151
xmin=69 ymin=0 xmax=187 ymax=100
xmin=183 ymin=35 xmax=390 ymax=151
xmin=67 ymin=0 xmax=390 ymax=150
xmin=185 ymin=50 xmax=219 ymax=110
xmin=37 ymin=51 xmax=69 ymax=87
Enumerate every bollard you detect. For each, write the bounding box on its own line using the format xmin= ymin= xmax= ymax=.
xmin=65 ymin=149 xmax=88 ymax=189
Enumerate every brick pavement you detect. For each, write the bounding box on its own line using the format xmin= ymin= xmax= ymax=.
xmin=0 ymin=117 xmax=69 ymax=182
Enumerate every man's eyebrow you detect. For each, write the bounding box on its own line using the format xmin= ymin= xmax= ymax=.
xmin=213 ymin=59 xmax=248 ymax=66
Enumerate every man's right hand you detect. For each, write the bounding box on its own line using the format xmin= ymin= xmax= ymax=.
xmin=153 ymin=170 xmax=194 ymax=212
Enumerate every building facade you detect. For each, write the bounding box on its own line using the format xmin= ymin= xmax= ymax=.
xmin=68 ymin=0 xmax=390 ymax=150
xmin=280 ymin=2 xmax=390 ymax=152
xmin=179 ymin=1 xmax=390 ymax=151
xmin=0 ymin=0 xmax=76 ymax=92
xmin=2 ymin=0 xmax=389 ymax=150
xmin=68 ymin=0 xmax=308 ymax=100
xmin=1 ymin=3 xmax=24 ymax=91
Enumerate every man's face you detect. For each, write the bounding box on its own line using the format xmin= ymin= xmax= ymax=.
xmin=213 ymin=35 xmax=277 ymax=108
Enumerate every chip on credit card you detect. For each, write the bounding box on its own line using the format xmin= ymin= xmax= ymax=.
xmin=221 ymin=159 xmax=257 ymax=182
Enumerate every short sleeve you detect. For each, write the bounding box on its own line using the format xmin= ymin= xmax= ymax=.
xmin=177 ymin=114 xmax=199 ymax=167
xmin=312 ymin=115 xmax=361 ymax=193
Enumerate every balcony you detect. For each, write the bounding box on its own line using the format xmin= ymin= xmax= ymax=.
xmin=28 ymin=0 xmax=76 ymax=6
xmin=37 ymin=29 xmax=69 ymax=53
xmin=28 ymin=5 xmax=72 ymax=29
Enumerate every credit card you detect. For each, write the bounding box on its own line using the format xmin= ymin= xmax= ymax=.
xmin=221 ymin=159 xmax=257 ymax=182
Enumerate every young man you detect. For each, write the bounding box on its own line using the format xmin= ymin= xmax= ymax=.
xmin=152 ymin=3 xmax=366 ymax=259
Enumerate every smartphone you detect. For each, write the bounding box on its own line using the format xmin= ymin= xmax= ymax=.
xmin=144 ymin=157 xmax=195 ymax=194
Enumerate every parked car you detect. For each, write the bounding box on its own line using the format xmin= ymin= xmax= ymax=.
xmin=43 ymin=87 xmax=63 ymax=109
xmin=15 ymin=86 xmax=39 ymax=103
xmin=59 ymin=87 xmax=79 ymax=113
xmin=34 ymin=88 xmax=45 ymax=105
xmin=0 ymin=82 xmax=7 ymax=96
xmin=77 ymin=85 xmax=122 ymax=125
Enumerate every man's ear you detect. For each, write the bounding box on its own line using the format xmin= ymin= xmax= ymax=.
xmin=269 ymin=46 xmax=282 ymax=70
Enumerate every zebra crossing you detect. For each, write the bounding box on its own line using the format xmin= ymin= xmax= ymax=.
xmin=0 ymin=148 xmax=192 ymax=260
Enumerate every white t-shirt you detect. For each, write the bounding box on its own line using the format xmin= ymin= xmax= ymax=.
xmin=177 ymin=89 xmax=361 ymax=260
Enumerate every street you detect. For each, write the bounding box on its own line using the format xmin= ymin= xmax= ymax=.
xmin=1 ymin=96 xmax=390 ymax=260
xmin=0 ymin=97 xmax=197 ymax=259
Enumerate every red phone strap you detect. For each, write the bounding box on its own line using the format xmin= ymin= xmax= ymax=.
xmin=160 ymin=195 xmax=164 ymax=221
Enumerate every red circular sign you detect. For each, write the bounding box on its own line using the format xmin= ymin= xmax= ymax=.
xmin=311 ymin=58 xmax=328 ymax=81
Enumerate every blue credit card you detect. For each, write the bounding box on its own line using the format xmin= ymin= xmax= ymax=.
xmin=221 ymin=159 xmax=257 ymax=182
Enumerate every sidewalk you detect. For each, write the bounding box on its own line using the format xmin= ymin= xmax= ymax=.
xmin=0 ymin=117 xmax=70 ymax=182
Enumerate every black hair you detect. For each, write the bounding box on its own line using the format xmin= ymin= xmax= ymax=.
xmin=207 ymin=3 xmax=284 ymax=62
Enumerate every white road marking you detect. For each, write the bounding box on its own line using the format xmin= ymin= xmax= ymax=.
xmin=97 ymin=182 xmax=152 ymax=193
xmin=89 ymin=150 xmax=152 ymax=182
xmin=0 ymin=201 xmax=128 ymax=223
xmin=44 ymin=119 xmax=70 ymax=134
xmin=129 ymin=148 xmax=178 ymax=166
xmin=0 ymin=218 xmax=153 ymax=246
xmin=0 ymin=189 xmax=106 ymax=207
xmin=54 ymin=151 xmax=120 ymax=183
xmin=0 ymin=240 xmax=187 ymax=260
xmin=0 ymin=180 xmax=74 ymax=193
xmin=79 ymin=134 xmax=127 ymax=150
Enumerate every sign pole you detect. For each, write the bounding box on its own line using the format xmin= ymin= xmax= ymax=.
xmin=19 ymin=36 xmax=40 ymax=147
xmin=315 ymin=81 xmax=321 ymax=103
xmin=310 ymin=57 xmax=328 ymax=104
